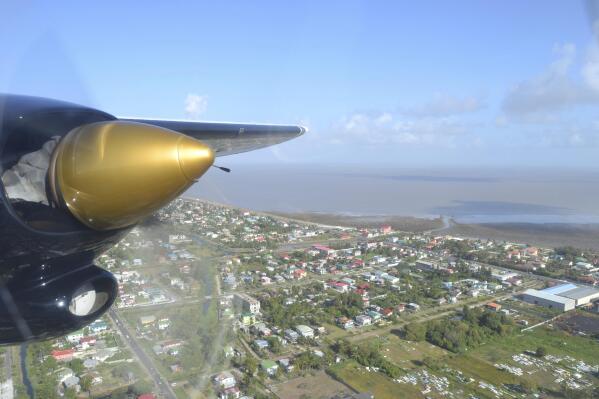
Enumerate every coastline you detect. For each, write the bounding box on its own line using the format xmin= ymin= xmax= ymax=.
xmin=269 ymin=210 xmax=599 ymax=250
xmin=182 ymin=195 xmax=599 ymax=250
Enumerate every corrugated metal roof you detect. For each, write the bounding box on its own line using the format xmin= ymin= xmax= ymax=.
xmin=557 ymin=286 xmax=599 ymax=300
xmin=542 ymin=283 xmax=577 ymax=295
xmin=523 ymin=289 xmax=576 ymax=305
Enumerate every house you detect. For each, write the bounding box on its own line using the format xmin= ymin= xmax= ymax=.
xmin=52 ymin=349 xmax=75 ymax=362
xmin=93 ymin=348 xmax=117 ymax=362
xmin=337 ymin=317 xmax=354 ymax=330
xmin=278 ymin=358 xmax=294 ymax=372
xmin=312 ymin=244 xmax=336 ymax=257
xmin=260 ymin=276 xmax=272 ymax=285
xmin=83 ymin=358 xmax=99 ymax=369
xmin=284 ymin=329 xmax=299 ymax=342
xmin=406 ymin=303 xmax=420 ymax=311
xmin=214 ymin=371 xmax=236 ymax=389
xmin=485 ymin=302 xmax=502 ymax=312
xmin=253 ymin=323 xmax=272 ymax=337
xmin=416 ymin=260 xmax=437 ymax=271
xmin=329 ymin=281 xmax=350 ymax=293
xmin=63 ymin=375 xmax=80 ymax=391
xmin=139 ymin=315 xmax=156 ymax=327
xmin=367 ymin=310 xmax=382 ymax=321
xmin=235 ymin=293 xmax=261 ymax=314
xmin=158 ymin=318 xmax=170 ymax=330
xmin=254 ymin=339 xmax=269 ymax=350
xmin=295 ymin=325 xmax=314 ymax=338
xmin=79 ymin=336 xmax=96 ymax=348
xmin=162 ymin=340 xmax=183 ymax=355
xmin=219 ymin=386 xmax=241 ymax=399
xmin=56 ymin=368 xmax=74 ymax=383
xmin=66 ymin=330 xmax=84 ymax=344
xmin=260 ymin=359 xmax=279 ymax=376
xmin=240 ymin=312 xmax=256 ymax=326
xmin=293 ymin=269 xmax=307 ymax=279
xmin=88 ymin=320 xmax=108 ymax=334
xmin=355 ymin=315 xmax=372 ymax=326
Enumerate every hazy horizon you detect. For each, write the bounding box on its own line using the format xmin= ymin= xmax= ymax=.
xmin=186 ymin=164 xmax=599 ymax=224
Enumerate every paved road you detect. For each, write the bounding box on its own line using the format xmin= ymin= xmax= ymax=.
xmin=0 ymin=349 xmax=13 ymax=399
xmin=108 ymin=309 xmax=177 ymax=399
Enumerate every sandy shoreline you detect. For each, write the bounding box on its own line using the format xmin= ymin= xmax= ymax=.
xmin=271 ymin=211 xmax=599 ymax=250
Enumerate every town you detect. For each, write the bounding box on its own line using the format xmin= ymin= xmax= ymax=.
xmin=6 ymin=197 xmax=599 ymax=399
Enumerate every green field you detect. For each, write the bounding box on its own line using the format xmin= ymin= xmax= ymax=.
xmin=372 ymin=334 xmax=447 ymax=369
xmin=472 ymin=327 xmax=599 ymax=365
xmin=329 ymin=361 xmax=423 ymax=399
xmin=330 ymin=325 xmax=599 ymax=398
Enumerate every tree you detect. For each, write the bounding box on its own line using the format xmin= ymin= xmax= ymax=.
xmin=244 ymin=356 xmax=258 ymax=376
xmin=130 ymin=380 xmax=154 ymax=396
xmin=535 ymin=346 xmax=547 ymax=358
xmin=404 ymin=322 xmax=426 ymax=341
xmin=64 ymin=388 xmax=77 ymax=399
xmin=68 ymin=358 xmax=85 ymax=375
xmin=80 ymin=374 xmax=93 ymax=393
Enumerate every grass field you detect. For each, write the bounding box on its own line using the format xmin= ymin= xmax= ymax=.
xmin=271 ymin=370 xmax=353 ymax=399
xmin=373 ymin=334 xmax=447 ymax=369
xmin=329 ymin=361 xmax=424 ymax=399
xmin=472 ymin=326 xmax=599 ymax=365
xmin=330 ymin=323 xmax=599 ymax=398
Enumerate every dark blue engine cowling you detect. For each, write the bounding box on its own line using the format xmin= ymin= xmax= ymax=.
xmin=0 ymin=94 xmax=126 ymax=343
xmin=0 ymin=262 xmax=117 ymax=343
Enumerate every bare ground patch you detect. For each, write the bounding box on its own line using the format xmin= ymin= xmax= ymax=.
xmin=271 ymin=370 xmax=354 ymax=399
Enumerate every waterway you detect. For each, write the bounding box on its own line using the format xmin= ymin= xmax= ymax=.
xmin=19 ymin=345 xmax=32 ymax=399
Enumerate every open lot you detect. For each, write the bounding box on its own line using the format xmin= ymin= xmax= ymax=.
xmin=330 ymin=324 xmax=599 ymax=398
xmin=555 ymin=311 xmax=599 ymax=335
xmin=329 ymin=361 xmax=423 ymax=399
xmin=372 ymin=334 xmax=447 ymax=370
xmin=271 ymin=370 xmax=354 ymax=399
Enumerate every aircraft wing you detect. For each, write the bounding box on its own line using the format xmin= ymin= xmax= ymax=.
xmin=120 ymin=118 xmax=306 ymax=157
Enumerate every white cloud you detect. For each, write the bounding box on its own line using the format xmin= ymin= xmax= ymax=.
xmin=582 ymin=46 xmax=599 ymax=91
xmin=333 ymin=111 xmax=475 ymax=148
xmin=502 ymin=43 xmax=599 ymax=118
xmin=402 ymin=93 xmax=484 ymax=117
xmin=184 ymin=93 xmax=208 ymax=119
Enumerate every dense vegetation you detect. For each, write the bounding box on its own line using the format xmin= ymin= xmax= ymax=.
xmin=333 ymin=339 xmax=403 ymax=379
xmin=405 ymin=306 xmax=515 ymax=353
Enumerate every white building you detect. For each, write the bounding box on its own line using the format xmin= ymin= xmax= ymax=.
xmin=295 ymin=325 xmax=314 ymax=338
xmin=355 ymin=315 xmax=372 ymax=326
xmin=235 ymin=293 xmax=260 ymax=314
xmin=543 ymin=283 xmax=599 ymax=306
xmin=521 ymin=289 xmax=576 ymax=312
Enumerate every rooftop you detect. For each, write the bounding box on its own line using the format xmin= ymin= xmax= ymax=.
xmin=557 ymin=286 xmax=599 ymax=300
xmin=542 ymin=283 xmax=577 ymax=295
xmin=523 ymin=289 xmax=576 ymax=306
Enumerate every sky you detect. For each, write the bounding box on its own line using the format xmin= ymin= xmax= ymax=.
xmin=1 ymin=1 xmax=599 ymax=168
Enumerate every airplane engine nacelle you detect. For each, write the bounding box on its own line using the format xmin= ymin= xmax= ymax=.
xmin=0 ymin=94 xmax=211 ymax=344
xmin=0 ymin=263 xmax=117 ymax=343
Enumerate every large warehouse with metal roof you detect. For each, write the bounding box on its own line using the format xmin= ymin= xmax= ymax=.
xmin=521 ymin=283 xmax=599 ymax=312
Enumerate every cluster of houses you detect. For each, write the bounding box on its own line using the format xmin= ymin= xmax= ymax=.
xmin=336 ymin=303 xmax=417 ymax=329
xmin=50 ymin=319 xmax=116 ymax=393
xmin=159 ymin=198 xmax=330 ymax=247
